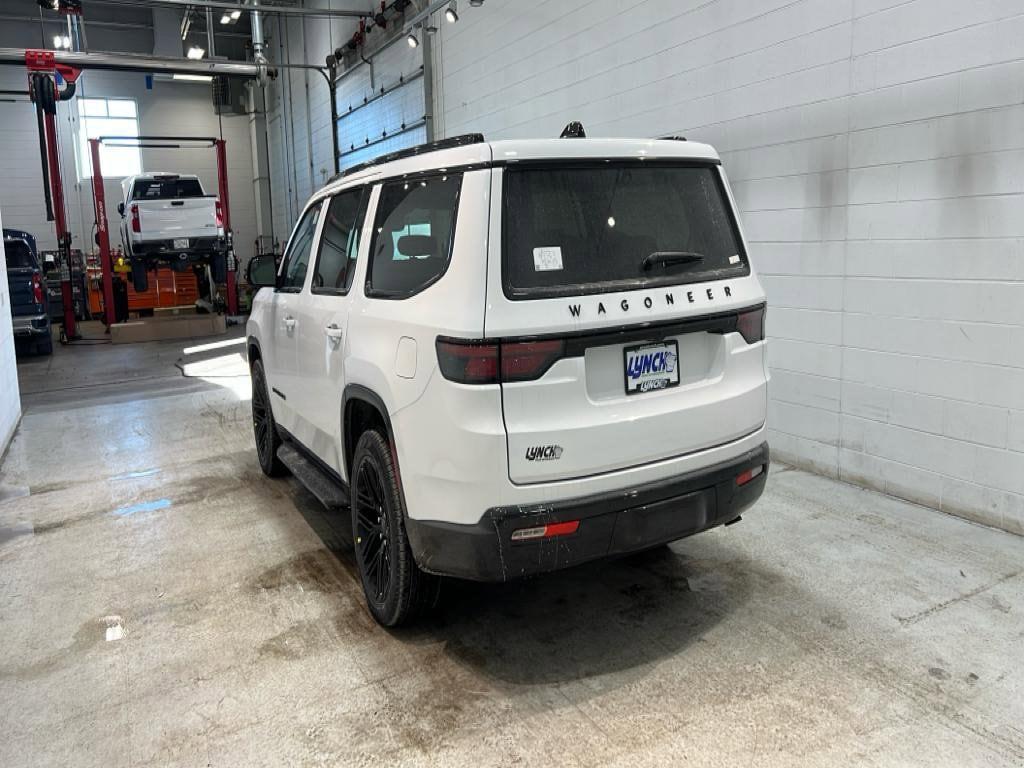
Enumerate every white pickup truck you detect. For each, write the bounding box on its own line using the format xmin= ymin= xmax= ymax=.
xmin=118 ymin=172 xmax=227 ymax=291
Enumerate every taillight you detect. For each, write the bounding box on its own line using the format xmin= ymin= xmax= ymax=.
xmin=436 ymin=337 xmax=567 ymax=385
xmin=31 ymin=273 xmax=44 ymax=305
xmin=436 ymin=339 xmax=499 ymax=384
xmin=130 ymin=204 xmax=140 ymax=233
xmin=500 ymin=340 xmax=565 ymax=382
xmin=510 ymin=520 xmax=580 ymax=542
xmin=736 ymin=465 xmax=764 ymax=487
xmin=736 ymin=305 xmax=765 ymax=344
xmin=215 ymin=199 xmax=224 ymax=229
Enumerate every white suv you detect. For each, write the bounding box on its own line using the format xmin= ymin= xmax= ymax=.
xmin=246 ymin=130 xmax=769 ymax=626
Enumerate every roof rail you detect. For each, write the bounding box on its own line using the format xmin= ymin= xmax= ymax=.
xmin=329 ymin=133 xmax=486 ymax=183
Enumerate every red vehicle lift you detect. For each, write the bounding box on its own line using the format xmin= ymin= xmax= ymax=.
xmin=26 ymin=49 xmax=81 ymax=342
xmin=89 ymin=135 xmax=239 ymax=327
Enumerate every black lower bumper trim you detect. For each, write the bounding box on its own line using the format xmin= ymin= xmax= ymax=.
xmin=406 ymin=441 xmax=769 ymax=582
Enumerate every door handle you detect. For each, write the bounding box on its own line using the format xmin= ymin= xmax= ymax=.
xmin=325 ymin=324 xmax=343 ymax=345
xmin=283 ymin=316 xmax=296 ymax=332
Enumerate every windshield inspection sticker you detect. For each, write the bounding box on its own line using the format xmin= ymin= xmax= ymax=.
xmin=729 ymin=254 xmax=741 ymax=264
xmin=533 ymin=246 xmax=564 ymax=272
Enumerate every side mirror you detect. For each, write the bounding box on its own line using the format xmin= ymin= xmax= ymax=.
xmin=117 ymin=202 xmax=125 ymax=217
xmin=246 ymin=253 xmax=278 ymax=288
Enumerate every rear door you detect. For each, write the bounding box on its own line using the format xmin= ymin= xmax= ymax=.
xmin=487 ymin=162 xmax=768 ymax=484
xmin=290 ymin=185 xmax=371 ymax=472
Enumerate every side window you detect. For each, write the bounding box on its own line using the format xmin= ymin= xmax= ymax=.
xmin=366 ymin=173 xmax=462 ymax=298
xmin=278 ymin=202 xmax=323 ymax=291
xmin=312 ymin=187 xmax=368 ymax=295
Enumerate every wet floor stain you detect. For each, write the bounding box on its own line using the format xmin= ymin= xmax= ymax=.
xmin=112 ymin=498 xmax=172 ymax=517
xmin=110 ymin=468 xmax=162 ymax=481
xmin=0 ymin=616 xmax=120 ymax=680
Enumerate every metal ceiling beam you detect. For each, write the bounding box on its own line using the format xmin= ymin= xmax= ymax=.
xmin=91 ymin=0 xmax=372 ymax=18
xmin=0 ymin=47 xmax=263 ymax=78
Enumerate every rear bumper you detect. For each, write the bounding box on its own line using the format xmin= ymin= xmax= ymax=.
xmin=131 ymin=236 xmax=224 ymax=259
xmin=11 ymin=313 xmax=51 ymax=338
xmin=406 ymin=441 xmax=769 ymax=582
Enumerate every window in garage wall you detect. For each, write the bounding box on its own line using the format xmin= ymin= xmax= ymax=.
xmin=75 ymin=97 xmax=142 ymax=179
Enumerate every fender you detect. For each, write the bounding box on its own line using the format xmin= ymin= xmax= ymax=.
xmin=245 ymin=334 xmax=262 ymax=363
xmin=342 ymin=383 xmax=419 ymax=517
xmin=341 ymin=384 xmax=398 ymax=470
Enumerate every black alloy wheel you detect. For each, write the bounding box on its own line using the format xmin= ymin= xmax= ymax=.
xmin=250 ymin=359 xmax=287 ymax=477
xmin=351 ymin=429 xmax=440 ymax=626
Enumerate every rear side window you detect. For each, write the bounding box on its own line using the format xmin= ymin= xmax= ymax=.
xmin=132 ymin=178 xmax=204 ymax=199
xmin=503 ymin=164 xmax=747 ymax=299
xmin=366 ymin=173 xmax=462 ymax=299
xmin=3 ymin=240 xmax=36 ymax=269
xmin=278 ymin=202 xmax=323 ymax=292
xmin=312 ymin=187 xmax=368 ymax=295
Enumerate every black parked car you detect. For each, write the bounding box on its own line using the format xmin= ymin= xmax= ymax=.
xmin=4 ymin=228 xmax=53 ymax=356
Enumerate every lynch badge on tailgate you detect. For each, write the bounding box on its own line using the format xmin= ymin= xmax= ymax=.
xmin=525 ymin=445 xmax=564 ymax=462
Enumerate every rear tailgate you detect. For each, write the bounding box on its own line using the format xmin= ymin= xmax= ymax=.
xmin=136 ymin=197 xmax=219 ymax=241
xmin=488 ymin=160 xmax=768 ymax=485
xmin=7 ymin=266 xmax=42 ymax=315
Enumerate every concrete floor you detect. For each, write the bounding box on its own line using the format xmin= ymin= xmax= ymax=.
xmin=2 ymin=325 xmax=1023 ymax=767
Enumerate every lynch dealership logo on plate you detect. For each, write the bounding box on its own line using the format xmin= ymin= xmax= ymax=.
xmin=568 ymin=285 xmax=733 ymax=318
xmin=625 ymin=342 xmax=680 ymax=395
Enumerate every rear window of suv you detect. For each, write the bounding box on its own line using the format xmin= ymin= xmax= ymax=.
xmin=132 ymin=178 xmax=204 ymax=199
xmin=3 ymin=239 xmax=36 ymax=269
xmin=502 ymin=163 xmax=747 ymax=299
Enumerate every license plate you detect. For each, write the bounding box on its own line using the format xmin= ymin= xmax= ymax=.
xmin=173 ymin=238 xmax=189 ymax=250
xmin=624 ymin=341 xmax=680 ymax=395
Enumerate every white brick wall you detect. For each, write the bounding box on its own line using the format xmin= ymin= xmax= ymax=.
xmin=434 ymin=0 xmax=1024 ymax=534
xmin=0 ymin=206 xmax=22 ymax=455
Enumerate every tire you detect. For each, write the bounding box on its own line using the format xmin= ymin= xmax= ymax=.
xmin=131 ymin=259 xmax=148 ymax=292
xmin=36 ymin=335 xmax=53 ymax=356
xmin=250 ymin=359 xmax=288 ymax=477
xmin=210 ymin=251 xmax=227 ymax=284
xmin=351 ymin=429 xmax=440 ymax=627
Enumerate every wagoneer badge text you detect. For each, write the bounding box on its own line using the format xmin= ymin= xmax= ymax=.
xmin=569 ymin=286 xmax=733 ymax=318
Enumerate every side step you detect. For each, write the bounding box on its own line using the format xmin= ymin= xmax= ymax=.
xmin=277 ymin=443 xmax=349 ymax=510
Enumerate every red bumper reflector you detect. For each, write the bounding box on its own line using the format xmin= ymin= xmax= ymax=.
xmin=510 ymin=519 xmax=580 ymax=542
xmin=736 ymin=465 xmax=764 ymax=487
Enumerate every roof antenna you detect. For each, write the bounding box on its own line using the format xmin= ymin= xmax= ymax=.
xmin=560 ymin=121 xmax=586 ymax=138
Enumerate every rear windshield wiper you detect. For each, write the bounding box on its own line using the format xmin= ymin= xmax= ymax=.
xmin=641 ymin=251 xmax=705 ymax=271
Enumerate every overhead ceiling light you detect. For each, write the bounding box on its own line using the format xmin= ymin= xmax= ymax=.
xmin=220 ymin=13 xmax=230 ymax=24
xmin=445 ymin=2 xmax=458 ymax=22
xmin=173 ymin=73 xmax=213 ymax=82
xmin=186 ymin=45 xmax=205 ymax=60
xmin=230 ymin=9 xmax=241 ymax=19
xmin=406 ymin=32 xmax=419 ymax=48
xmin=52 ymin=34 xmax=70 ymax=49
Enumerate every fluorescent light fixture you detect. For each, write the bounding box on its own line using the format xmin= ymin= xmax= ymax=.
xmin=220 ymin=13 xmax=230 ymax=23
xmin=173 ymin=73 xmax=213 ymax=82
xmin=445 ymin=1 xmax=458 ymax=22
xmin=406 ymin=32 xmax=419 ymax=48
xmin=186 ymin=46 xmax=205 ymax=59
xmin=230 ymin=9 xmax=241 ymax=19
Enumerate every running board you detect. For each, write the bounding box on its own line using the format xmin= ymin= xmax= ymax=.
xmin=277 ymin=443 xmax=349 ymax=510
